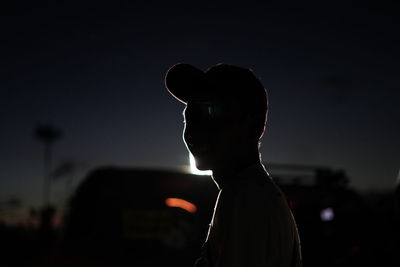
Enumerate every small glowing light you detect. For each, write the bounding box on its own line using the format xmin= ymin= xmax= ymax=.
xmin=320 ymin=207 xmax=334 ymax=221
xmin=189 ymin=153 xmax=212 ymax=176
xmin=165 ymin=198 xmax=197 ymax=213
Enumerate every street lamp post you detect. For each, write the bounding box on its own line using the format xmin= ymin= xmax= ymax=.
xmin=34 ymin=123 xmax=62 ymax=207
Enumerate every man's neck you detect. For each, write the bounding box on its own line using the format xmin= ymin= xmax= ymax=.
xmin=211 ymin=152 xmax=261 ymax=188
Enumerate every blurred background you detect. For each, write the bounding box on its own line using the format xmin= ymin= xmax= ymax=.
xmin=1 ymin=1 xmax=399 ymax=266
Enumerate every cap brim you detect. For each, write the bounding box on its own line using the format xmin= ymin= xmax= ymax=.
xmin=165 ymin=63 xmax=205 ymax=104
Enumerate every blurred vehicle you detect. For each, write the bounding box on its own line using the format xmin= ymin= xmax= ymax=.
xmin=63 ymin=167 xmax=217 ymax=266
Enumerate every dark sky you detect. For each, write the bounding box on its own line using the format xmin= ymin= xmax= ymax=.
xmin=1 ymin=1 xmax=399 ymax=210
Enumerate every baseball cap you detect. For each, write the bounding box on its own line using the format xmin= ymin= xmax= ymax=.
xmin=165 ymin=63 xmax=267 ymax=108
xmin=165 ymin=63 xmax=268 ymax=136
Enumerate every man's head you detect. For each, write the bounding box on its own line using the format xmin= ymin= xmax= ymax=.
xmin=165 ymin=63 xmax=268 ymax=171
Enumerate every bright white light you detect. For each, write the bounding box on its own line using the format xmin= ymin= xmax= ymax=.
xmin=320 ymin=207 xmax=334 ymax=221
xmin=189 ymin=154 xmax=212 ymax=176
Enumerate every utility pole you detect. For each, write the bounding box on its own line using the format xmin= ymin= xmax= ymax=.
xmin=34 ymin=123 xmax=62 ymax=207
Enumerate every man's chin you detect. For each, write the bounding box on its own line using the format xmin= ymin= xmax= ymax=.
xmin=194 ymin=159 xmax=212 ymax=171
xmin=196 ymin=165 xmax=212 ymax=171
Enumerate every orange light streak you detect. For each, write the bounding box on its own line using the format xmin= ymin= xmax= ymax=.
xmin=165 ymin=198 xmax=197 ymax=213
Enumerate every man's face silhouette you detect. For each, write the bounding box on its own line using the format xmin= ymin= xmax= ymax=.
xmin=183 ymin=101 xmax=243 ymax=171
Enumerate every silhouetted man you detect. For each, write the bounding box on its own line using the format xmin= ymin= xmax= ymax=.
xmin=165 ymin=63 xmax=302 ymax=267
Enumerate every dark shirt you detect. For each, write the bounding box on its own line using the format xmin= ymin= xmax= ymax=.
xmin=195 ymin=163 xmax=302 ymax=267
